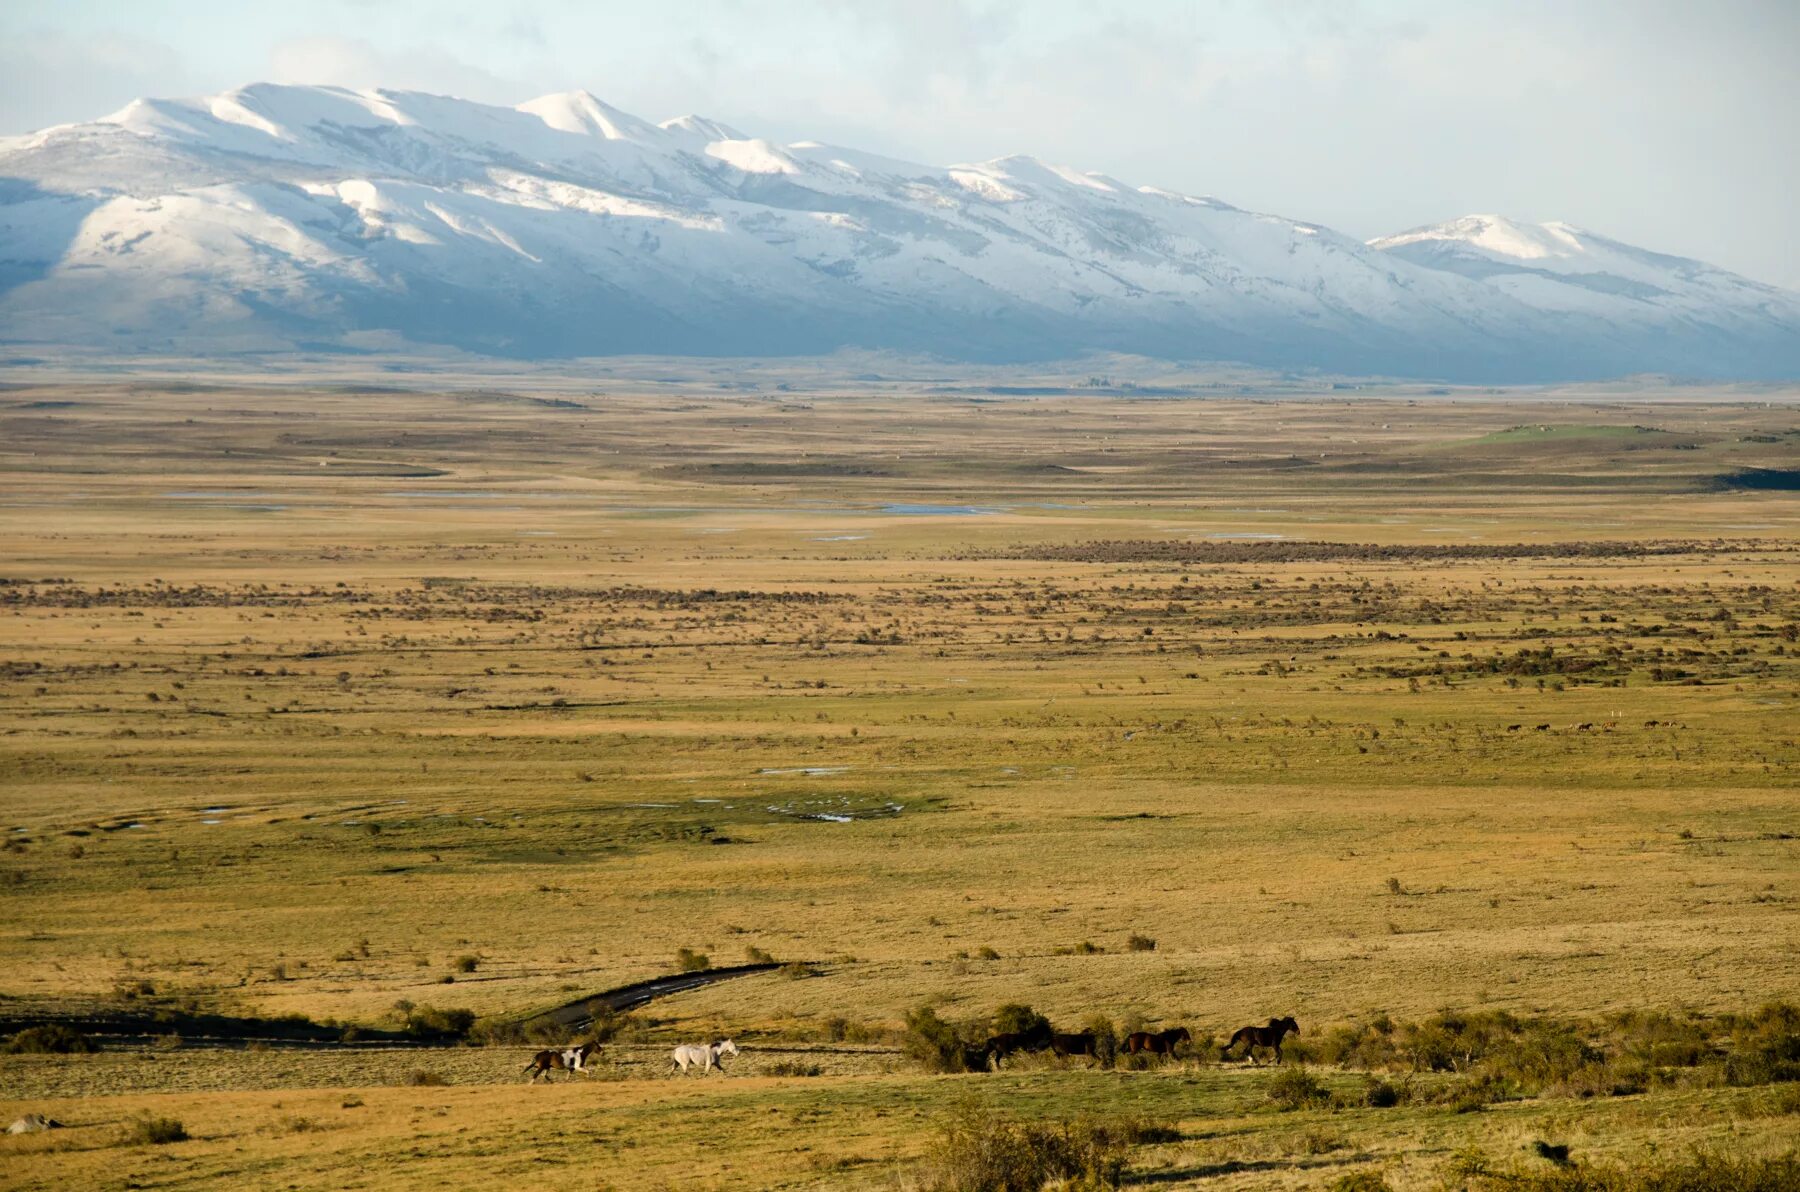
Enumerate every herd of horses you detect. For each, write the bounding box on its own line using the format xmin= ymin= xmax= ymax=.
xmin=524 ymin=1017 xmax=1300 ymax=1082
xmin=968 ymin=1015 xmax=1298 ymax=1071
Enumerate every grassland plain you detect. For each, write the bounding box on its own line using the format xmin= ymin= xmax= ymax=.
xmin=0 ymin=381 xmax=1797 ymax=1190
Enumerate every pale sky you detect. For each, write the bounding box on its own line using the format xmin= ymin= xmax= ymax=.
xmin=3 ymin=0 xmax=1796 ymax=288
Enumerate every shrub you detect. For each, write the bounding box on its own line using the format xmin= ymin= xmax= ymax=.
xmin=992 ymin=1003 xmax=1050 ymax=1039
xmin=405 ymin=1069 xmax=449 ymax=1086
xmin=675 ymin=947 xmax=711 ymax=972
xmin=452 ymin=954 xmax=479 ymax=973
xmin=1463 ymin=1150 xmax=1800 ymax=1191
xmin=1083 ymin=1014 xmax=1120 ymax=1069
xmin=911 ymin=1106 xmax=1167 ymax=1191
xmin=1266 ymin=1065 xmax=1331 ymax=1110
xmin=744 ymin=945 xmax=775 ymax=965
xmin=765 ymin=1060 xmax=823 ymax=1077
xmin=779 ymin=961 xmax=813 ymax=980
xmin=126 ymin=1115 xmax=188 ymax=1145
xmin=403 ymin=1005 xmax=476 ymax=1039
xmin=905 ymin=1005 xmax=976 ymax=1074
xmin=1279 ymin=1005 xmax=1800 ymax=1103
xmin=977 ymin=946 xmax=1000 ymax=960
xmin=1330 ymin=1171 xmax=1394 ymax=1192
xmin=1126 ymin=933 xmax=1157 ymax=952
xmin=4 ymin=1025 xmax=98 ymax=1054
xmin=1357 ymin=1076 xmax=1402 ymax=1108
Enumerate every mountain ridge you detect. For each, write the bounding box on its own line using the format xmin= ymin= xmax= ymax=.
xmin=2 ymin=83 xmax=1796 ymax=381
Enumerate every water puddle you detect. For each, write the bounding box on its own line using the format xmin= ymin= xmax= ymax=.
xmin=764 ymin=799 xmax=904 ymax=823
xmin=880 ymin=503 xmax=1000 ymax=516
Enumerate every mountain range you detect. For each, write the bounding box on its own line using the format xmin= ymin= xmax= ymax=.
xmin=2 ymin=83 xmax=1797 ymax=381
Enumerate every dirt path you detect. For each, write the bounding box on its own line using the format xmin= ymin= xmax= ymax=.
xmin=522 ymin=962 xmax=787 ymax=1032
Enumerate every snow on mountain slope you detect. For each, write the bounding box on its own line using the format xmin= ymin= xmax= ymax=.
xmin=2 ymin=84 xmax=1796 ymax=379
xmin=1369 ymin=214 xmax=1800 ymax=377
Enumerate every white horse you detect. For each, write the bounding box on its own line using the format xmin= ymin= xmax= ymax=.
xmin=670 ymin=1038 xmax=739 ymax=1075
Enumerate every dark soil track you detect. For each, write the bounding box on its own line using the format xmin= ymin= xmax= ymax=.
xmin=522 ymin=963 xmax=786 ymax=1032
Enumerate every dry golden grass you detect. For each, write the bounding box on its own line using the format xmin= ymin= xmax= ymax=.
xmin=1 ymin=381 xmax=1796 ymax=1188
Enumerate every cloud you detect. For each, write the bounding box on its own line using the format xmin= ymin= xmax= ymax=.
xmin=0 ymin=31 xmax=202 ymax=131
xmin=266 ymin=35 xmax=524 ymax=102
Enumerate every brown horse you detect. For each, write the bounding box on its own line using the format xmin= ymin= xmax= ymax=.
xmin=1124 ymin=1026 xmax=1190 ymax=1058
xmin=523 ymin=1041 xmax=599 ymax=1082
xmin=1222 ymin=1016 xmax=1299 ymax=1064
xmin=1050 ymin=1031 xmax=1099 ymax=1058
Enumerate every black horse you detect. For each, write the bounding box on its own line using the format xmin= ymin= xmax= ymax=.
xmin=982 ymin=1021 xmax=1054 ymax=1066
xmin=1222 ymin=1016 xmax=1300 ymax=1064
xmin=1050 ymin=1031 xmax=1099 ymax=1058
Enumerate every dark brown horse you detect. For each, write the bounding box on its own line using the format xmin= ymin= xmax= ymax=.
xmin=1124 ymin=1026 xmax=1190 ymax=1057
xmin=1222 ymin=1016 xmax=1299 ymax=1064
xmin=980 ymin=1019 xmax=1054 ymax=1067
xmin=1050 ymin=1031 xmax=1099 ymax=1058
xmin=523 ymin=1041 xmax=598 ymax=1082
xmin=982 ymin=1025 xmax=1053 ymax=1067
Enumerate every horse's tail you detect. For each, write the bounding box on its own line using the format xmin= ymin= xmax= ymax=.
xmin=1223 ymin=1027 xmax=1251 ymax=1057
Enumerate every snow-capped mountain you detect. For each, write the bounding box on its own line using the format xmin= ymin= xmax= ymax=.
xmin=1 ymin=84 xmax=1795 ymax=380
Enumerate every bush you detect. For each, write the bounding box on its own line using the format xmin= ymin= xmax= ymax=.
xmin=1280 ymin=1003 xmax=1800 ymax=1103
xmin=745 ymin=945 xmax=775 ymax=965
xmin=779 ymin=961 xmax=813 ymax=980
xmin=1083 ymin=1014 xmax=1120 ymax=1070
xmin=675 ymin=947 xmax=711 ymax=972
xmin=403 ymin=1005 xmax=476 ymax=1039
xmin=452 ymin=954 xmax=479 ymax=973
xmin=905 ymin=1005 xmax=976 ymax=1074
xmin=1358 ymin=1076 xmax=1402 ymax=1108
xmin=1126 ymin=934 xmax=1157 ymax=952
xmin=405 ymin=1069 xmax=449 ymax=1086
xmin=766 ymin=1060 xmax=823 ymax=1077
xmin=1464 ymin=1150 xmax=1800 ymax=1191
xmin=1266 ymin=1065 xmax=1331 ymax=1110
xmin=1331 ymin=1172 xmax=1394 ymax=1192
xmin=4 ymin=1024 xmax=98 ymax=1054
xmin=911 ymin=1106 xmax=1169 ymax=1191
xmin=992 ymin=1003 xmax=1051 ymax=1040
xmin=126 ymin=1115 xmax=189 ymax=1145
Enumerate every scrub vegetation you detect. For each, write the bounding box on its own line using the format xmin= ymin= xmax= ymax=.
xmin=0 ymin=380 xmax=1796 ymax=1190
